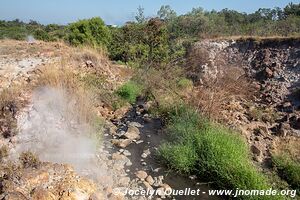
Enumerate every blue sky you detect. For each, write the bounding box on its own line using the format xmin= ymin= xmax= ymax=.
xmin=0 ymin=0 xmax=299 ymax=25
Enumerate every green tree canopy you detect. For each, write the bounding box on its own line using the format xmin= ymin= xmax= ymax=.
xmin=67 ymin=17 xmax=111 ymax=48
xmin=157 ymin=5 xmax=177 ymax=21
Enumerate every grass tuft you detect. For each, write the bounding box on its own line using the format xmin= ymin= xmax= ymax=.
xmin=273 ymin=155 xmax=300 ymax=192
xmin=116 ymin=81 xmax=143 ymax=104
xmin=177 ymin=78 xmax=193 ymax=89
xmin=159 ymin=105 xmax=280 ymax=199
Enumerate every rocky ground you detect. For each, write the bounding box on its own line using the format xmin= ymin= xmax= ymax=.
xmin=0 ymin=40 xmax=215 ymax=200
xmin=0 ymin=40 xmax=67 ymax=90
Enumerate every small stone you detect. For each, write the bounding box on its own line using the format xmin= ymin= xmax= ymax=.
xmin=141 ymin=153 xmax=148 ymax=158
xmin=125 ymin=160 xmax=132 ymax=166
xmin=153 ymin=168 xmax=161 ymax=173
xmin=143 ymin=181 xmax=154 ymax=190
xmin=107 ymin=124 xmax=117 ymax=135
xmin=128 ymin=122 xmax=144 ymax=128
xmin=251 ymin=145 xmax=261 ymax=156
xmin=111 ymin=139 xmax=132 ymax=148
xmin=264 ymin=67 xmax=273 ymax=78
xmin=146 ymin=175 xmax=154 ymax=185
xmin=86 ymin=60 xmax=94 ymax=67
xmin=143 ymin=149 xmax=151 ymax=155
xmin=135 ymin=170 xmax=148 ymax=180
xmin=112 ymin=153 xmax=126 ymax=160
xmin=123 ymin=150 xmax=131 ymax=156
xmin=118 ymin=177 xmax=130 ymax=186
xmin=124 ymin=126 xmax=140 ymax=140
xmin=278 ymin=123 xmax=290 ymax=137
xmin=283 ymin=102 xmax=292 ymax=108
xmin=141 ymin=162 xmax=147 ymax=166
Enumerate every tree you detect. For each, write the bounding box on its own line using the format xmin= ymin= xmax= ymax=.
xmin=109 ymin=24 xmax=148 ymax=62
xmin=67 ymin=17 xmax=111 ymax=48
xmin=157 ymin=5 xmax=177 ymax=21
xmin=284 ymin=3 xmax=300 ymax=17
xmin=135 ymin=6 xmax=146 ymax=23
xmin=145 ymin=18 xmax=169 ymax=63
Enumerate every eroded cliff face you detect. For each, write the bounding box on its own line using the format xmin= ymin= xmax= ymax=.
xmin=188 ymin=38 xmax=300 ymax=107
xmin=186 ymin=38 xmax=300 ymax=164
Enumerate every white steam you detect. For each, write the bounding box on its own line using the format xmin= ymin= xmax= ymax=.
xmin=26 ymin=35 xmax=36 ymax=44
xmin=15 ymin=87 xmax=111 ymax=185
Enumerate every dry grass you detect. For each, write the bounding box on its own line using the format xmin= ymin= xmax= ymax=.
xmin=273 ymin=137 xmax=300 ymax=162
xmin=70 ymin=46 xmax=108 ymax=64
xmin=19 ymin=151 xmax=40 ymax=169
xmin=184 ymin=40 xmax=254 ymax=121
xmin=134 ymin=65 xmax=186 ymax=106
xmin=37 ymin=64 xmax=97 ymax=125
xmin=0 ymin=86 xmax=25 ymax=138
xmin=188 ymin=66 xmax=252 ymax=120
xmin=0 ymin=39 xmax=69 ymax=58
xmin=0 ymin=145 xmax=9 ymax=161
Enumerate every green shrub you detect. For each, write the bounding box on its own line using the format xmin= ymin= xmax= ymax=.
xmin=34 ymin=28 xmax=50 ymax=41
xmin=159 ymin=105 xmax=278 ymax=199
xmin=273 ymin=155 xmax=300 ymax=191
xmin=116 ymin=81 xmax=143 ymax=104
xmin=67 ymin=17 xmax=111 ymax=48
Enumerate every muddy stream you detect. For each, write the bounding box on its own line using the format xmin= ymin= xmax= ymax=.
xmin=110 ymin=98 xmax=219 ymax=200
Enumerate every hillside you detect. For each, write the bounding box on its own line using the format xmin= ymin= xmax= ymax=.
xmin=0 ymin=2 xmax=300 ymax=200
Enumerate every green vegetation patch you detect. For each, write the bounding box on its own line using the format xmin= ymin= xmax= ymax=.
xmin=273 ymin=155 xmax=300 ymax=192
xmin=116 ymin=81 xmax=143 ymax=104
xmin=67 ymin=17 xmax=111 ymax=48
xmin=177 ymin=78 xmax=193 ymax=89
xmin=159 ymin=105 xmax=277 ymax=199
